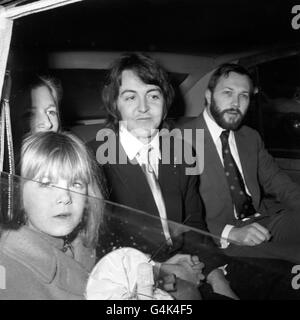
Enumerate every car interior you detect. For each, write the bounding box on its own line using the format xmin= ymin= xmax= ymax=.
xmin=9 ymin=48 xmax=300 ymax=185
xmin=1 ymin=0 xmax=300 ymax=300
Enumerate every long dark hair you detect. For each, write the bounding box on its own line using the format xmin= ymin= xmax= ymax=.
xmin=102 ymin=52 xmax=175 ymax=130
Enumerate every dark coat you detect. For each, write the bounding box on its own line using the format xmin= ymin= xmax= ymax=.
xmin=89 ymin=131 xmax=226 ymax=274
xmin=178 ymin=113 xmax=300 ymax=237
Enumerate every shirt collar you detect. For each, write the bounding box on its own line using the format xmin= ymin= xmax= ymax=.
xmin=119 ymin=125 xmax=161 ymax=161
xmin=203 ymin=108 xmax=233 ymax=142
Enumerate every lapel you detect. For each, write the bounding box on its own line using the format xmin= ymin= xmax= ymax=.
xmin=199 ymin=114 xmax=259 ymax=205
xmin=107 ymin=135 xmax=160 ymax=217
xmin=234 ymin=128 xmax=257 ymax=199
xmin=158 ymin=134 xmax=182 ymax=222
xmin=197 ymin=114 xmax=229 ymax=194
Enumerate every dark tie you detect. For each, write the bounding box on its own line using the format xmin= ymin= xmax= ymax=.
xmin=220 ymin=130 xmax=256 ymax=220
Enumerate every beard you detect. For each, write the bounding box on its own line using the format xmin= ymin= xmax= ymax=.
xmin=209 ymin=96 xmax=245 ymax=130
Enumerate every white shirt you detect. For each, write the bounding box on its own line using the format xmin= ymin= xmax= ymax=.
xmin=203 ymin=109 xmax=260 ymax=248
xmin=119 ymin=125 xmax=173 ymax=246
xmin=119 ymin=125 xmax=161 ymax=177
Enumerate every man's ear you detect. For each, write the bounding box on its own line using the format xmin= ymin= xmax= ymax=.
xmin=205 ymin=89 xmax=211 ymax=105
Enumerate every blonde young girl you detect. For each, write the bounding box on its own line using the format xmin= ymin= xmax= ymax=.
xmin=0 ymin=131 xmax=103 ymax=300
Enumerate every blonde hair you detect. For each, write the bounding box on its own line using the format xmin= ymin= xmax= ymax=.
xmin=21 ymin=131 xmax=103 ymax=247
xmin=29 ymin=75 xmax=63 ymax=133
xmin=38 ymin=76 xmax=63 ymax=107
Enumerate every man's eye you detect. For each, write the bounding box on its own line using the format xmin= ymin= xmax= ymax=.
xmin=149 ymin=94 xmax=160 ymax=100
xmin=241 ymin=93 xmax=249 ymax=99
xmin=223 ymin=90 xmax=232 ymax=96
xmin=125 ymin=95 xmax=135 ymax=101
xmin=147 ymin=91 xmax=162 ymax=100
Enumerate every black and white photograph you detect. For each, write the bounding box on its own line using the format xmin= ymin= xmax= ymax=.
xmin=1 ymin=0 xmax=300 ymax=302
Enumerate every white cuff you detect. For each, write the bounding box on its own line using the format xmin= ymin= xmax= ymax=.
xmin=218 ymin=264 xmax=228 ymax=276
xmin=220 ymin=224 xmax=234 ymax=249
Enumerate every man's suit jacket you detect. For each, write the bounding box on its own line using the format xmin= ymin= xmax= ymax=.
xmin=105 ymin=139 xmax=204 ymax=227
xmin=178 ymin=113 xmax=300 ymax=238
xmin=88 ymin=131 xmax=225 ymax=273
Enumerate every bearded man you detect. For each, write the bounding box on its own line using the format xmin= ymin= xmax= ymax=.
xmin=178 ymin=63 xmax=300 ymax=259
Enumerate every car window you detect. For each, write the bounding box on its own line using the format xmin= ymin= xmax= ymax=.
xmin=254 ymin=55 xmax=300 ymax=159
